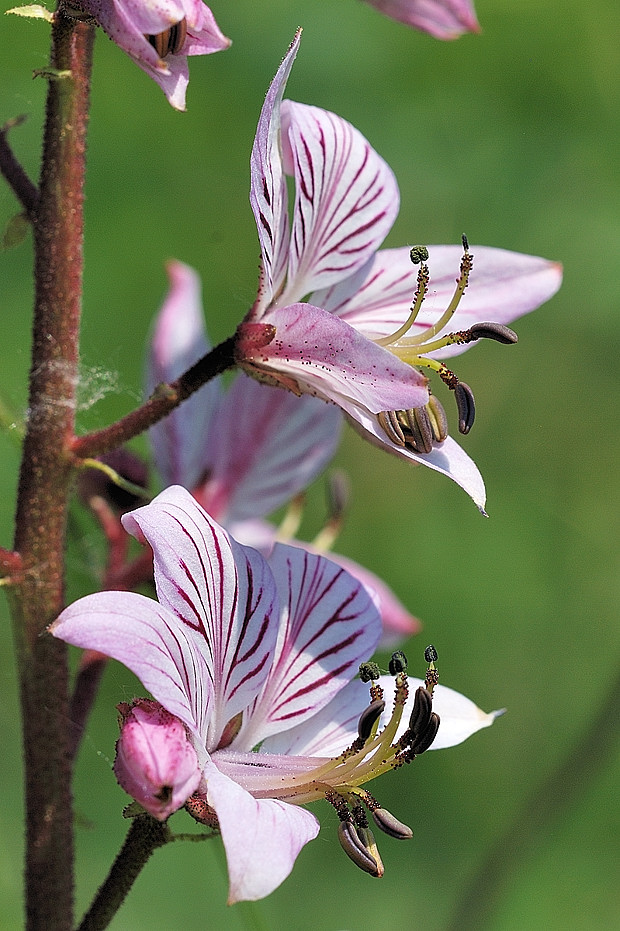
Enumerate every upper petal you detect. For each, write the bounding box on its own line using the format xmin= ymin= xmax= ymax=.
xmin=146 ymin=261 xmax=222 ymax=489
xmin=278 ymin=100 xmax=399 ymax=302
xmin=204 ymin=762 xmax=319 ymax=903
xmin=50 ymin=589 xmax=212 ymax=740
xmin=122 ymin=486 xmax=279 ymax=749
xmin=249 ymin=31 xmax=300 ymax=306
xmin=236 ymin=544 xmax=382 ymax=747
xmin=236 ymin=302 xmax=429 ymax=415
xmin=196 ymin=374 xmax=342 ymax=524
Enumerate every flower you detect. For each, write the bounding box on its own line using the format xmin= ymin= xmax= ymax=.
xmin=235 ymin=32 xmax=563 ymax=512
xmin=362 ymin=0 xmax=480 ymax=40
xmin=146 ymin=260 xmax=420 ymax=642
xmin=51 ymin=485 xmax=501 ymax=902
xmin=67 ymin=0 xmax=230 ymax=110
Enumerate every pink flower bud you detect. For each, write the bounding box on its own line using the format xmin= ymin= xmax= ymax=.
xmin=114 ymin=699 xmax=201 ymax=820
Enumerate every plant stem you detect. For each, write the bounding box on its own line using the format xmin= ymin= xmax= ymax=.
xmin=71 ymin=335 xmax=237 ymax=459
xmin=6 ymin=10 xmax=94 ymax=929
xmin=0 ymin=116 xmax=39 ymax=217
xmin=76 ymin=816 xmax=170 ymax=931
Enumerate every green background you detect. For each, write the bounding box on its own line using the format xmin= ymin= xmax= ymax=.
xmin=1 ymin=0 xmax=619 ymax=928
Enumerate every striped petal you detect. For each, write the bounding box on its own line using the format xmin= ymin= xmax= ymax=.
xmin=121 ymin=486 xmax=279 ymax=750
xmin=313 ymin=245 xmax=563 ymax=359
xmin=50 ymin=590 xmax=212 ymax=742
xmin=279 ymin=100 xmax=399 ymax=303
xmin=146 ymin=260 xmax=222 ymax=489
xmin=204 ymin=762 xmax=319 ymax=903
xmin=235 ymin=544 xmax=382 ymax=748
xmin=196 ymin=374 xmax=342 ymax=523
xmin=249 ymin=30 xmax=299 ymax=307
xmin=261 ymin=676 xmax=500 ymax=757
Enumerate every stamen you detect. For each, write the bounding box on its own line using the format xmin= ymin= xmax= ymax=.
xmin=337 ymin=821 xmax=381 ymax=876
xmin=470 ymin=322 xmax=518 ymax=344
xmin=454 ymin=382 xmax=476 ymax=434
xmin=407 ymin=685 xmax=433 ymax=738
xmin=377 ymin=410 xmax=406 ymax=447
xmin=146 ymin=18 xmax=187 ymax=58
xmin=371 ymin=807 xmax=413 ymax=840
xmin=357 ymin=699 xmax=386 ymax=743
xmin=358 ymin=662 xmax=381 ymax=683
xmin=400 ymin=406 xmax=433 ymax=453
xmin=374 ymin=255 xmax=429 ymax=347
xmin=388 ymin=651 xmax=408 ymax=676
xmin=426 ymin=394 xmax=448 ymax=443
xmin=409 ymin=712 xmax=440 ymax=754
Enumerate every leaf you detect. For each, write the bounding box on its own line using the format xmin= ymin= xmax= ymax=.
xmin=5 ymin=5 xmax=53 ymax=22
xmin=1 ymin=213 xmax=29 ymax=250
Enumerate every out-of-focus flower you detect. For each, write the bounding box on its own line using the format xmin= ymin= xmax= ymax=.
xmin=51 ymin=485 xmax=501 ymax=902
xmin=234 ymin=32 xmax=563 ymax=512
xmin=362 ymin=0 xmax=480 ymax=40
xmin=147 ymin=260 xmax=420 ymax=644
xmin=66 ymin=0 xmax=230 ymax=110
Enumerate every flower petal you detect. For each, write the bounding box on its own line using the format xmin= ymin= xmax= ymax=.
xmin=236 ymin=302 xmax=429 ymax=415
xmin=345 ymin=408 xmax=487 ymax=513
xmin=363 ymin=0 xmax=480 ymax=40
xmin=262 ymin=675 xmax=500 ymax=757
xmin=50 ymin=590 xmax=212 ymax=740
xmin=146 ymin=261 xmax=221 ymax=489
xmin=317 ymin=245 xmax=563 ymax=359
xmin=249 ymin=31 xmax=300 ymax=306
xmin=204 ymin=763 xmax=319 ymax=903
xmin=236 ymin=545 xmax=381 ymax=747
xmin=121 ymin=486 xmax=279 ymax=749
xmin=196 ymin=374 xmax=342 ymax=523
xmin=279 ymin=101 xmax=399 ymax=302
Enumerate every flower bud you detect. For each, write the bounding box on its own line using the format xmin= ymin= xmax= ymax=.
xmin=114 ymin=699 xmax=201 ymax=821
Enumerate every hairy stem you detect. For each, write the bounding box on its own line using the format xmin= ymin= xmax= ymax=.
xmin=76 ymin=817 xmax=170 ymax=931
xmin=6 ymin=10 xmax=95 ymax=929
xmin=0 ymin=116 xmax=39 ymax=217
xmin=71 ymin=336 xmax=237 ymax=459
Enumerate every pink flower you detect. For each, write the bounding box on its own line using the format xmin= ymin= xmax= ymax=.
xmin=69 ymin=0 xmax=230 ymax=110
xmin=146 ymin=260 xmax=420 ymax=643
xmin=362 ymin=0 xmax=480 ymax=39
xmin=235 ymin=32 xmax=562 ymax=512
xmin=51 ymin=485 xmax=500 ymax=902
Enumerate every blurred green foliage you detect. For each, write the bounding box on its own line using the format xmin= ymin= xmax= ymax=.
xmin=1 ymin=1 xmax=619 ymax=928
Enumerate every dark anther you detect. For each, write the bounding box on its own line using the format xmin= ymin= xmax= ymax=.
xmin=426 ymin=395 xmax=448 ymax=443
xmin=371 ymin=808 xmax=413 ymax=840
xmin=147 ymin=18 xmax=187 ymax=58
xmin=357 ymin=699 xmax=385 ymax=742
xmin=389 ymin=651 xmax=408 ymax=676
xmin=337 ymin=821 xmax=381 ymax=876
xmin=424 ymin=644 xmax=438 ymax=664
xmin=377 ymin=410 xmax=406 ymax=447
xmin=462 ymin=233 xmax=469 ymax=251
xmin=408 ymin=686 xmax=433 ymax=738
xmin=469 ymin=322 xmax=518 ymax=344
xmin=454 ymin=381 xmax=476 ymax=434
xmin=410 ymin=245 xmax=429 ymax=265
xmin=402 ymin=406 xmax=433 ymax=453
xmin=359 ymin=662 xmax=381 ymax=683
xmin=410 ymin=711 xmax=440 ymax=754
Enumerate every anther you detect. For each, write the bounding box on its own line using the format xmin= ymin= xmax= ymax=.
xmin=402 ymin=406 xmax=433 ymax=454
xmin=462 ymin=233 xmax=470 ymax=252
xmin=454 ymin=381 xmax=476 ymax=434
xmin=357 ymin=699 xmax=385 ymax=743
xmin=424 ymin=644 xmax=438 ymax=664
xmin=389 ymin=651 xmax=408 ymax=676
xmin=371 ymin=808 xmax=414 ymax=840
xmin=147 ymin=18 xmax=187 ymax=58
xmin=359 ymin=662 xmax=381 ymax=683
xmin=426 ymin=395 xmax=448 ymax=443
xmin=410 ymin=711 xmax=441 ymax=754
xmin=337 ymin=821 xmax=381 ymax=876
xmin=410 ymin=245 xmax=429 ymax=265
xmin=408 ymin=685 xmax=433 ymax=737
xmin=377 ymin=410 xmax=406 ymax=447
xmin=469 ymin=322 xmax=518 ymax=344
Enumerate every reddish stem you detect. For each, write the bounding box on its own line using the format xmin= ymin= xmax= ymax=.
xmin=0 ymin=117 xmax=39 ymax=217
xmin=7 ymin=12 xmax=95 ymax=930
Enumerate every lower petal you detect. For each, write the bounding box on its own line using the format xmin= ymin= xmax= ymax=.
xmin=205 ymin=764 xmax=319 ymax=903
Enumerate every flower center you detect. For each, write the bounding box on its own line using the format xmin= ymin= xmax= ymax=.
xmin=146 ymin=19 xmax=188 ymax=59
xmin=375 ymin=237 xmax=518 ymax=449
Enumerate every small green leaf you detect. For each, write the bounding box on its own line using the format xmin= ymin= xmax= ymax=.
xmin=5 ymin=4 xmax=53 ymax=22
xmin=1 ymin=212 xmax=29 ymax=250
